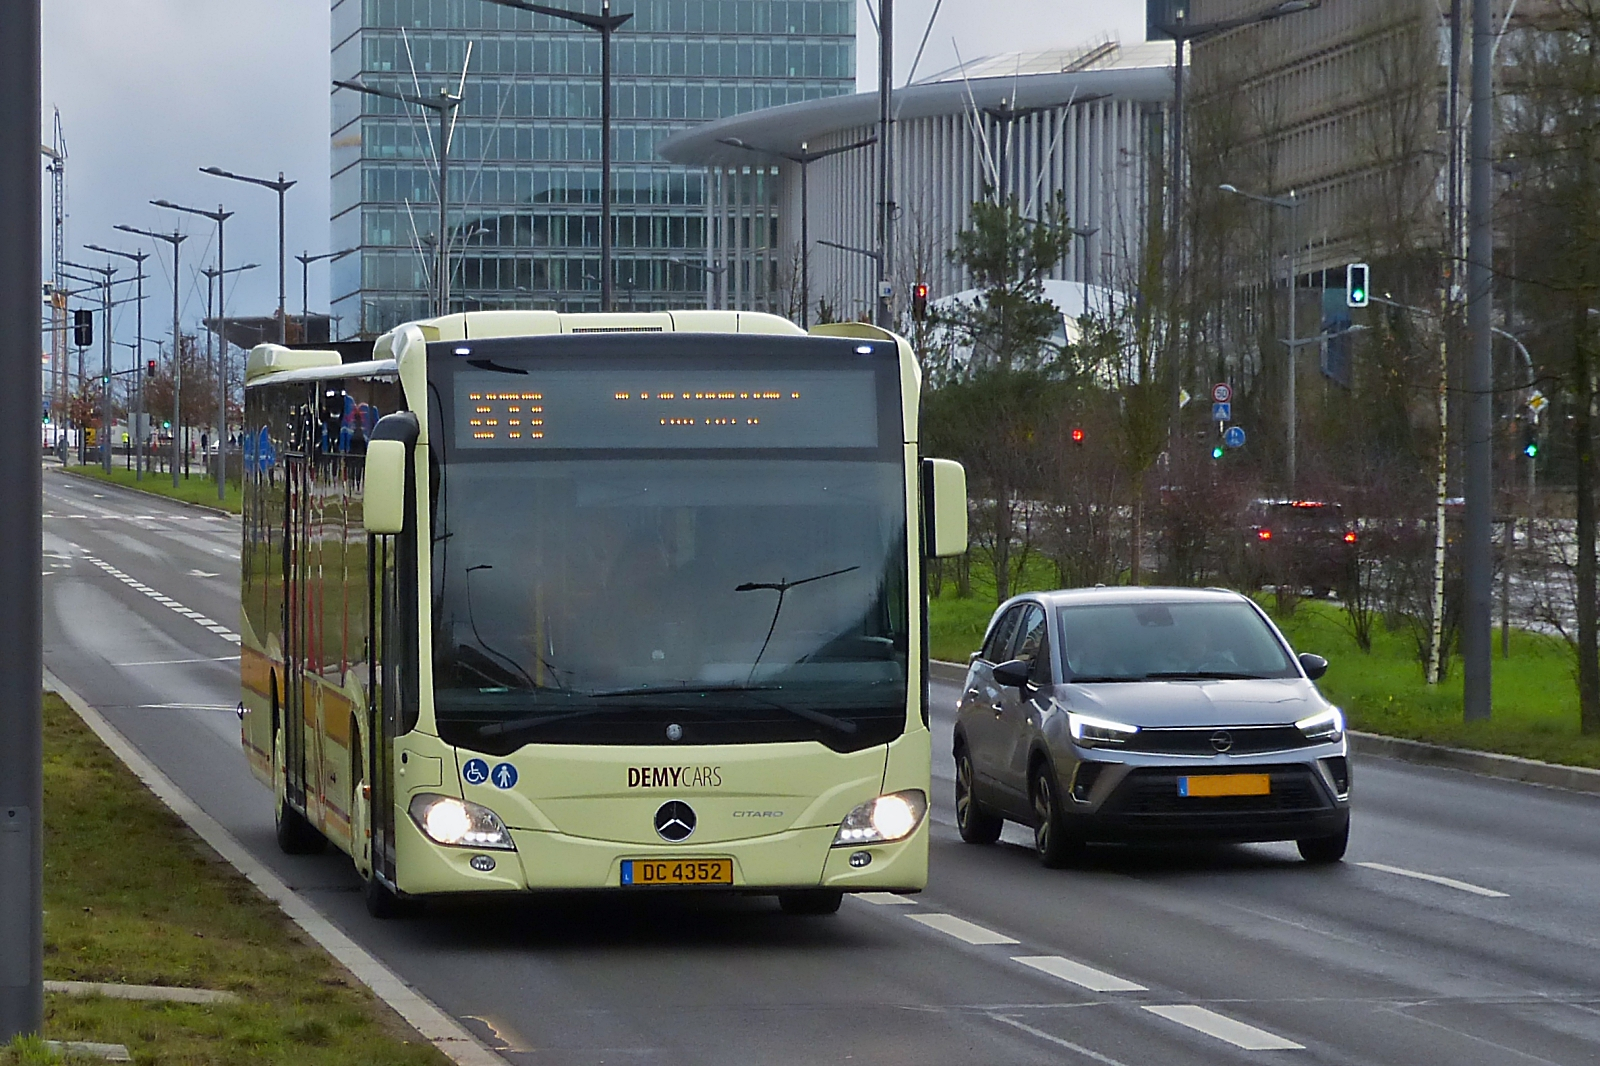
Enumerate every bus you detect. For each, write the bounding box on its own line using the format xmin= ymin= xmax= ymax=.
xmin=239 ymin=309 xmax=967 ymax=917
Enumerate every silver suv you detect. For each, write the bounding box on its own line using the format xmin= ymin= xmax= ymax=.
xmin=954 ymin=587 xmax=1350 ymax=866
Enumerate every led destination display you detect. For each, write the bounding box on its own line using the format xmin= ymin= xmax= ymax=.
xmin=454 ymin=368 xmax=879 ymax=450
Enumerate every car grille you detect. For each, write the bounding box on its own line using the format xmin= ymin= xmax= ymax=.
xmin=1123 ymin=725 xmax=1314 ymax=756
xmin=1103 ymin=766 xmax=1331 ymax=816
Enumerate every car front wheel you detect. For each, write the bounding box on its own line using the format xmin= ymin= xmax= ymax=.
xmin=955 ymin=747 xmax=1003 ymax=845
xmin=1030 ymin=764 xmax=1083 ymax=869
xmin=1297 ymin=820 xmax=1349 ymax=864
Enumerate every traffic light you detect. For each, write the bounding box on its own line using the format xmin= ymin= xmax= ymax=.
xmin=73 ymin=308 xmax=93 ymax=348
xmin=1522 ymin=422 xmax=1539 ymax=459
xmin=1212 ymin=445 xmax=1225 ymax=460
xmin=1070 ymin=427 xmax=1085 ymax=444
xmin=911 ymin=282 xmax=929 ymax=322
xmin=162 ymin=420 xmax=171 ymax=430
xmin=1346 ymin=263 xmax=1369 ymax=308
xmin=146 ymin=359 xmax=157 ymax=375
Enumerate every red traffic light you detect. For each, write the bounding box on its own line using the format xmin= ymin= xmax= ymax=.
xmin=1070 ymin=427 xmax=1085 ymax=444
xmin=911 ymin=282 xmax=929 ymax=322
xmin=146 ymin=359 xmax=157 ymax=375
xmin=1256 ymin=529 xmax=1272 ymax=541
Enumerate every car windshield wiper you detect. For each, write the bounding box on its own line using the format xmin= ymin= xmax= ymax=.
xmin=1066 ymin=675 xmax=1150 ymax=684
xmin=586 ymin=684 xmax=859 ymax=735
xmin=1141 ymin=671 xmax=1275 ymax=680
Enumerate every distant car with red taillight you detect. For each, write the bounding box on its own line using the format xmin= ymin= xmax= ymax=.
xmin=1240 ymin=499 xmax=1358 ymax=596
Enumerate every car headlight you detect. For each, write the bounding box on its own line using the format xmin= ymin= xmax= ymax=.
xmin=407 ymin=794 xmax=515 ymax=850
xmin=1067 ymin=711 xmax=1139 ymax=747
xmin=832 ymin=790 xmax=928 ymax=847
xmin=1295 ymin=707 xmax=1345 ymax=743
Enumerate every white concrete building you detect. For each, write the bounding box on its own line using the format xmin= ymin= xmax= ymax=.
xmin=659 ymin=39 xmax=1173 ymax=323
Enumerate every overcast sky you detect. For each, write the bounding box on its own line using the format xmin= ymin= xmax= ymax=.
xmin=41 ymin=0 xmax=1144 ymax=354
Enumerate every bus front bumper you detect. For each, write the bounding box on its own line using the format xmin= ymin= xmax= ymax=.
xmin=393 ymin=814 xmax=928 ymax=896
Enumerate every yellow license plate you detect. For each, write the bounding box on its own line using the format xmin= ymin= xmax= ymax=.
xmin=621 ymin=858 xmax=733 ymax=887
xmin=1179 ymin=773 xmax=1271 ymax=798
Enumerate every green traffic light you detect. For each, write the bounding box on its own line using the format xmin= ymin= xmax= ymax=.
xmin=1212 ymin=446 xmax=1224 ymax=460
xmin=1524 ymin=442 xmax=1538 ymax=458
xmin=162 ymin=420 xmax=171 ymax=429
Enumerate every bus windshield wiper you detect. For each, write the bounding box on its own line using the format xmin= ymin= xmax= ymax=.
xmin=586 ymin=684 xmax=859 ymax=735
xmin=735 ymin=565 xmax=860 ymax=683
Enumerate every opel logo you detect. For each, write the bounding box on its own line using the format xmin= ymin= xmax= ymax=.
xmin=654 ymin=801 xmax=696 ymax=842
xmin=1210 ymin=730 xmax=1234 ymax=753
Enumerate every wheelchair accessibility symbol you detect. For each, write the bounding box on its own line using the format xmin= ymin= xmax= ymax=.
xmin=462 ymin=758 xmax=489 ymax=786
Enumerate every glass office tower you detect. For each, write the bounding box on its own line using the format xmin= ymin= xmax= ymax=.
xmin=330 ymin=0 xmax=856 ymax=335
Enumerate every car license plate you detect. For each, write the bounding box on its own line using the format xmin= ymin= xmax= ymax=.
xmin=621 ymin=858 xmax=733 ymax=886
xmin=1179 ymin=773 xmax=1271 ymax=798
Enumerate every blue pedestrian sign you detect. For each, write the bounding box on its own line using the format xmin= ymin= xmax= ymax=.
xmin=1212 ymin=402 xmax=1232 ymax=423
xmin=462 ymin=758 xmax=490 ymax=786
xmin=491 ymin=762 xmax=519 ymax=789
xmin=1224 ymin=425 xmax=1247 ymax=449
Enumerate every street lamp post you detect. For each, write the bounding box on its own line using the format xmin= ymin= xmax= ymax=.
xmin=202 ymin=261 xmax=258 ymax=475
xmin=295 ymin=248 xmax=357 ymax=343
xmin=1220 ymin=182 xmax=1300 ymax=488
xmin=62 ymin=259 xmax=115 ymax=473
xmin=115 ymin=224 xmax=186 ymax=487
xmin=475 ymin=0 xmax=632 ymax=312
xmin=84 ymin=243 xmax=148 ymax=479
xmin=153 ymin=199 xmax=233 ymax=501
xmin=1156 ymin=2 xmax=1321 ymax=445
xmin=201 ymin=167 xmax=296 ymax=345
xmin=717 ymin=135 xmax=877 ymax=328
xmin=334 ymin=79 xmax=460 ymax=317
xmin=817 ymin=239 xmax=885 ymax=318
xmin=668 ymin=257 xmax=729 ymax=309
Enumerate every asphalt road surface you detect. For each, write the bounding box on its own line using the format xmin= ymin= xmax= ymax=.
xmin=42 ymin=465 xmax=1600 ymax=1065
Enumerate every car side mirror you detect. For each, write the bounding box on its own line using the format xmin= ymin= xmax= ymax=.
xmin=993 ymin=659 xmax=1032 ymax=688
xmin=1299 ymin=652 xmax=1328 ymax=681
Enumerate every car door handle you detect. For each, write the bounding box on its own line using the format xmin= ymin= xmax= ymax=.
xmin=990 ymin=702 xmax=1004 ymax=716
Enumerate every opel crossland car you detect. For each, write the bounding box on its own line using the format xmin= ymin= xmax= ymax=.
xmin=954 ymin=587 xmax=1350 ymax=867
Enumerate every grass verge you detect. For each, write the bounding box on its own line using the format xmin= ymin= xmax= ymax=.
xmin=928 ymin=557 xmax=1600 ymax=771
xmin=58 ymin=463 xmax=240 ymax=515
xmin=1 ymin=694 xmax=447 ymax=1066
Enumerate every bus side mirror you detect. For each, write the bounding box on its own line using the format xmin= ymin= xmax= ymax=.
xmin=364 ymin=439 xmax=408 ymax=534
xmin=923 ymin=457 xmax=968 ymax=558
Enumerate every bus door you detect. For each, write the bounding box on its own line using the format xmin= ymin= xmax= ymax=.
xmin=280 ymin=404 xmax=312 ymax=814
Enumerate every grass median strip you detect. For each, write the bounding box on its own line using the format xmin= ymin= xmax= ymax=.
xmin=57 ymin=463 xmax=241 ymax=515
xmin=0 ymin=694 xmax=448 ymax=1066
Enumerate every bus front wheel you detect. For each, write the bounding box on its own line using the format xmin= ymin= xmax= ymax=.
xmin=778 ymin=890 xmax=843 ymax=916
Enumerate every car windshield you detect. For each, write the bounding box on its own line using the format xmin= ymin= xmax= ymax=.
xmin=1058 ymin=601 xmax=1297 ymax=682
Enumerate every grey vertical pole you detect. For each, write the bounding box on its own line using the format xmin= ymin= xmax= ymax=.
xmin=0 ymin=0 xmax=44 ymax=1040
xmin=876 ymin=0 xmax=893 ymax=328
xmin=216 ymin=210 xmax=227 ymax=501
xmin=172 ymin=239 xmax=182 ymax=488
xmin=438 ymin=103 xmax=450 ymax=317
xmin=1286 ymin=193 xmax=1297 ymax=491
xmin=101 ymin=268 xmax=113 ymax=473
xmin=1463 ymin=0 xmax=1494 ymax=719
xmin=799 ymin=153 xmax=809 ymax=329
xmin=135 ymin=258 xmax=145 ymax=479
xmin=601 ymin=5 xmax=614 ymax=312
xmin=277 ymin=178 xmax=287 ymax=345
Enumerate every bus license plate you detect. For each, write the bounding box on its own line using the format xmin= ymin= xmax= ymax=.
xmin=621 ymin=858 xmax=733 ymax=886
xmin=1178 ymin=773 xmax=1271 ymax=798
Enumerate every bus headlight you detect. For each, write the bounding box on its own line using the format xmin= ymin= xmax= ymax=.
xmin=407 ymin=794 xmax=515 ymax=850
xmin=832 ymin=790 xmax=927 ymax=846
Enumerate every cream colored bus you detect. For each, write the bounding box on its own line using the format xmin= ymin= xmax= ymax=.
xmin=239 ymin=310 xmax=966 ymax=917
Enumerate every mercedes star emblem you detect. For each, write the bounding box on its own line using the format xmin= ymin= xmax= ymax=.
xmin=1209 ymin=730 xmax=1234 ymax=753
xmin=654 ymin=800 xmax=696 ymax=842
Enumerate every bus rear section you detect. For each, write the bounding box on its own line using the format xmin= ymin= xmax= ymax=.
xmin=240 ymin=310 xmax=967 ymax=915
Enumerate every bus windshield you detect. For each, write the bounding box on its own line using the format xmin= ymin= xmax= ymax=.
xmin=426 ymin=336 xmax=909 ymax=752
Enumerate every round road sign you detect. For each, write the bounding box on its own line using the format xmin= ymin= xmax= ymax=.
xmin=1212 ymin=383 xmax=1232 ymax=404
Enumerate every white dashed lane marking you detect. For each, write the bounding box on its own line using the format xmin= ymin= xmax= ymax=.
xmin=84 ymin=557 xmax=240 ymax=645
xmin=906 ymin=913 xmax=1019 ymax=945
xmin=1142 ymin=1005 xmax=1304 ymax=1051
xmin=856 ymin=892 xmax=917 ymax=906
xmin=1012 ymin=955 xmax=1147 ymax=993
xmin=1356 ymin=862 xmax=1509 ymax=898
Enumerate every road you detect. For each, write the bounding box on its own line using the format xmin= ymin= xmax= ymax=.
xmin=42 ymin=464 xmax=1600 ymax=1065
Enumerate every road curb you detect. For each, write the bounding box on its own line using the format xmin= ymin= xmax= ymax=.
xmin=53 ymin=464 xmax=237 ymax=518
xmin=43 ymin=671 xmax=510 ymax=1066
xmin=928 ymin=659 xmax=1600 ymax=797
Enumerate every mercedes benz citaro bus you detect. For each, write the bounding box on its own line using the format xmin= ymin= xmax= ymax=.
xmin=238 ymin=310 xmax=967 ymax=917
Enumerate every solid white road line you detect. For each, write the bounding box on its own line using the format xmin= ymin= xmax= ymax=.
xmin=907 ymin=913 xmax=1019 ymax=945
xmin=856 ymin=892 xmax=917 ymax=905
xmin=45 ymin=671 xmax=509 ymax=1066
xmin=986 ymin=1014 xmax=1134 ymax=1066
xmin=1356 ymin=861 xmax=1510 ymax=898
xmin=1142 ymin=1005 xmax=1304 ymax=1051
xmin=1011 ymin=955 xmax=1147 ymax=993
